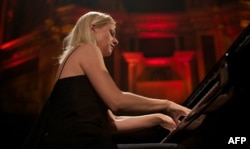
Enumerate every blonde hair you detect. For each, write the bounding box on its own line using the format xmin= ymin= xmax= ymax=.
xmin=59 ymin=11 xmax=116 ymax=64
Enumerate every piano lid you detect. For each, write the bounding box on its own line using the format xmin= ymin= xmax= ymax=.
xmin=183 ymin=23 xmax=250 ymax=109
xmin=161 ymin=24 xmax=250 ymax=148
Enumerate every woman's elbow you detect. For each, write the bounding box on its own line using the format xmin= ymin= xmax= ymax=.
xmin=106 ymin=93 xmax=126 ymax=114
xmin=108 ymin=102 xmax=124 ymax=115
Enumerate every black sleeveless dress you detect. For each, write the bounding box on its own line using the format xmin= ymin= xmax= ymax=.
xmin=23 ymin=75 xmax=117 ymax=149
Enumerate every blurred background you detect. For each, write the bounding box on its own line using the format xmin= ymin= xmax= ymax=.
xmin=0 ymin=0 xmax=249 ymax=148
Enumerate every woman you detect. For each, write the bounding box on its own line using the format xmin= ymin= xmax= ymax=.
xmin=24 ymin=11 xmax=191 ymax=149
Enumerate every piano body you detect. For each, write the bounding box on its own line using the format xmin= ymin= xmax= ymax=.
xmin=161 ymin=24 xmax=250 ymax=148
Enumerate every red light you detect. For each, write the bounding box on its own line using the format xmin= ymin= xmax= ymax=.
xmin=138 ymin=32 xmax=175 ymax=38
xmin=145 ymin=58 xmax=172 ymax=66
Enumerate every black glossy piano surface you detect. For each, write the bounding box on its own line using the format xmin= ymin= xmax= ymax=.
xmin=113 ymin=25 xmax=250 ymax=149
xmin=161 ymin=24 xmax=250 ymax=149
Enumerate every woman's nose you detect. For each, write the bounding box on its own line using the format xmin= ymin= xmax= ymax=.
xmin=114 ymin=38 xmax=119 ymax=46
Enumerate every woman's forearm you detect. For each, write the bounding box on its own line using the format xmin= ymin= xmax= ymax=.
xmin=108 ymin=110 xmax=176 ymax=134
xmin=110 ymin=113 xmax=163 ymax=133
xmin=114 ymin=92 xmax=171 ymax=115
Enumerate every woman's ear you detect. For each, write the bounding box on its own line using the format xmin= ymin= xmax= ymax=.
xmin=90 ymin=24 xmax=95 ymax=32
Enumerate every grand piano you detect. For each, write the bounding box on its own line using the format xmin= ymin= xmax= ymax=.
xmin=161 ymin=24 xmax=250 ymax=148
xmin=113 ymin=24 xmax=250 ymax=148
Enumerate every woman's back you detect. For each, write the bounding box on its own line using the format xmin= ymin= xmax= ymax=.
xmin=23 ymin=45 xmax=118 ymax=148
xmin=40 ymin=75 xmax=116 ymax=148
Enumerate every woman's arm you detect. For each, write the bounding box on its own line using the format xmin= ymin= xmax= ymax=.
xmin=77 ymin=44 xmax=190 ymax=118
xmin=77 ymin=45 xmax=168 ymax=112
xmin=107 ymin=110 xmax=177 ymax=134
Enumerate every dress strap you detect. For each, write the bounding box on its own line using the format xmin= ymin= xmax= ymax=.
xmin=54 ymin=46 xmax=79 ymax=82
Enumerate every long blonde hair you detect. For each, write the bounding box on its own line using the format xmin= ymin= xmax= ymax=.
xmin=59 ymin=11 xmax=116 ymax=64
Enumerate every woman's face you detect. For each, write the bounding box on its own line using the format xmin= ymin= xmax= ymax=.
xmin=93 ymin=23 xmax=118 ymax=57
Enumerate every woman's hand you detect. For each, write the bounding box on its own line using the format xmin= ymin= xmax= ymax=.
xmin=166 ymin=100 xmax=191 ymax=125
xmin=156 ymin=113 xmax=177 ymax=132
